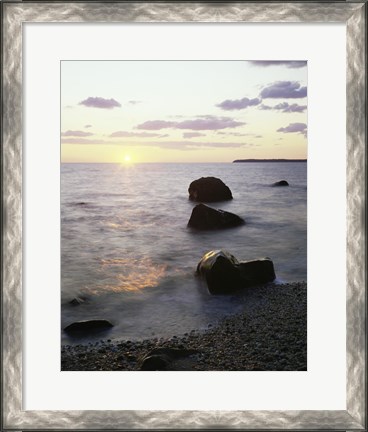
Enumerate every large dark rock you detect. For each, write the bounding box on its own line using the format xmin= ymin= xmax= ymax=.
xmin=188 ymin=203 xmax=244 ymax=230
xmin=64 ymin=319 xmax=114 ymax=335
xmin=196 ymin=250 xmax=276 ymax=294
xmin=140 ymin=348 xmax=198 ymax=371
xmin=188 ymin=177 xmax=233 ymax=202
xmin=273 ymin=180 xmax=289 ymax=186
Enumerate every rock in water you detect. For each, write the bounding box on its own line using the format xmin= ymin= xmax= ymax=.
xmin=64 ymin=319 xmax=114 ymax=335
xmin=197 ymin=250 xmax=276 ymax=294
xmin=188 ymin=203 xmax=245 ymax=230
xmin=273 ymin=180 xmax=289 ymax=186
xmin=188 ymin=177 xmax=233 ymax=202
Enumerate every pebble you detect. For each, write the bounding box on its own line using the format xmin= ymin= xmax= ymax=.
xmin=61 ymin=282 xmax=307 ymax=371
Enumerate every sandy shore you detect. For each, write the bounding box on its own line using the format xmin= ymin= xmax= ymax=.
xmin=61 ymin=282 xmax=306 ymax=371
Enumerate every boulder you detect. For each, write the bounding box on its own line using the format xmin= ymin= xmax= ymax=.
xmin=197 ymin=250 xmax=276 ymax=294
xmin=140 ymin=348 xmax=198 ymax=371
xmin=273 ymin=180 xmax=289 ymax=186
xmin=64 ymin=319 xmax=114 ymax=335
xmin=188 ymin=177 xmax=233 ymax=202
xmin=188 ymin=203 xmax=245 ymax=230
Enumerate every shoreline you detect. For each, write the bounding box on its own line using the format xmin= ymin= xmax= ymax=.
xmin=61 ymin=281 xmax=307 ymax=371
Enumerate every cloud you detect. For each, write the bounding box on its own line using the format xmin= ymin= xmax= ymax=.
xmin=61 ymin=130 xmax=93 ymax=137
xmin=128 ymin=100 xmax=141 ymax=105
xmin=259 ymin=104 xmax=273 ymax=110
xmin=61 ymin=138 xmax=253 ymax=150
xmin=273 ymin=102 xmax=307 ymax=113
xmin=277 ymin=122 xmax=307 ymax=137
xmin=176 ymin=116 xmax=245 ymax=130
xmin=136 ymin=120 xmax=177 ymax=130
xmin=136 ymin=115 xmax=245 ymax=131
xmin=183 ymin=132 xmax=206 ymax=138
xmin=140 ymin=141 xmax=253 ymax=151
xmin=79 ymin=97 xmax=121 ymax=109
xmin=84 ymin=124 xmax=92 ymax=128
xmin=260 ymin=81 xmax=307 ymax=99
xmin=109 ymin=131 xmax=166 ymax=138
xmin=250 ymin=61 xmax=307 ymax=68
xmin=216 ymin=97 xmax=261 ymax=111
xmin=61 ymin=138 xmax=108 ymax=144
xmin=259 ymin=102 xmax=307 ymax=113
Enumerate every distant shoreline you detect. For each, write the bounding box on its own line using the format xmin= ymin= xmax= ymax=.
xmin=233 ymin=159 xmax=307 ymax=163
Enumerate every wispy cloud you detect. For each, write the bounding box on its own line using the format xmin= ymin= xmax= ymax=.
xmin=109 ymin=131 xmax=166 ymax=138
xmin=61 ymin=130 xmax=93 ymax=137
xmin=139 ymin=141 xmax=254 ymax=151
xmin=259 ymin=102 xmax=306 ymax=113
xmin=250 ymin=61 xmax=307 ymax=68
xmin=61 ymin=138 xmax=253 ymax=150
xmin=259 ymin=104 xmax=273 ymax=111
xmin=277 ymin=122 xmax=307 ymax=137
xmin=128 ymin=100 xmax=142 ymax=105
xmin=84 ymin=124 xmax=92 ymax=128
xmin=61 ymin=138 xmax=109 ymax=144
xmin=79 ymin=97 xmax=121 ymax=109
xmin=183 ymin=132 xmax=206 ymax=138
xmin=136 ymin=115 xmax=245 ymax=131
xmin=273 ymin=102 xmax=307 ymax=113
xmin=217 ymin=131 xmax=252 ymax=137
xmin=216 ymin=97 xmax=261 ymax=111
xmin=135 ymin=120 xmax=176 ymax=130
xmin=260 ymin=81 xmax=307 ymax=99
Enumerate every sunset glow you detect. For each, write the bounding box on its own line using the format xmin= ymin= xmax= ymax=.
xmin=61 ymin=61 xmax=307 ymax=163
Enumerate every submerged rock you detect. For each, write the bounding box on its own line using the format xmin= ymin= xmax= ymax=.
xmin=273 ymin=180 xmax=289 ymax=186
xmin=188 ymin=177 xmax=233 ymax=202
xmin=64 ymin=319 xmax=114 ymax=335
xmin=196 ymin=250 xmax=276 ymax=294
xmin=188 ymin=203 xmax=245 ymax=230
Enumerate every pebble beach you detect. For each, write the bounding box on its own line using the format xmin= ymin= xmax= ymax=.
xmin=61 ymin=281 xmax=307 ymax=371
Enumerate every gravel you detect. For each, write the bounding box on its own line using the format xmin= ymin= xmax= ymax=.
xmin=61 ymin=282 xmax=307 ymax=371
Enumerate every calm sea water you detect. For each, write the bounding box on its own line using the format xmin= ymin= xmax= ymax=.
xmin=61 ymin=162 xmax=307 ymax=344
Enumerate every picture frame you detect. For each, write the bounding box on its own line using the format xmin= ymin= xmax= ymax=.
xmin=1 ymin=1 xmax=366 ymax=430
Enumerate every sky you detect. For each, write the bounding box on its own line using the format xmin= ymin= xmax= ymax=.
xmin=61 ymin=61 xmax=307 ymax=163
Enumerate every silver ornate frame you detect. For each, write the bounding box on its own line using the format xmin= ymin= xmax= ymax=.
xmin=1 ymin=1 xmax=366 ymax=430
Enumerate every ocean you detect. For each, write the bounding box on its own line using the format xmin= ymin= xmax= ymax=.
xmin=61 ymin=162 xmax=307 ymax=344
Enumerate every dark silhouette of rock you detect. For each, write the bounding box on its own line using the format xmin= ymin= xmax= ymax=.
xmin=69 ymin=296 xmax=87 ymax=306
xmin=197 ymin=250 xmax=276 ymax=294
xmin=64 ymin=319 xmax=114 ymax=335
xmin=140 ymin=354 xmax=171 ymax=371
xmin=188 ymin=203 xmax=245 ymax=230
xmin=273 ymin=180 xmax=289 ymax=186
xmin=140 ymin=348 xmax=198 ymax=371
xmin=188 ymin=177 xmax=233 ymax=202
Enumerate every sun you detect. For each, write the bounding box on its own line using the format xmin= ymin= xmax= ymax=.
xmin=123 ymin=154 xmax=132 ymax=163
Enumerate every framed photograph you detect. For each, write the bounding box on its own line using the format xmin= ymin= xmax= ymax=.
xmin=2 ymin=1 xmax=366 ymax=430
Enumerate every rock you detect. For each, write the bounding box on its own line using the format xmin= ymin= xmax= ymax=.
xmin=188 ymin=177 xmax=233 ymax=202
xmin=188 ymin=203 xmax=244 ymax=230
xmin=196 ymin=250 xmax=276 ymax=294
xmin=273 ymin=180 xmax=289 ymax=186
xmin=64 ymin=320 xmax=114 ymax=335
xmin=140 ymin=348 xmax=198 ymax=371
xmin=69 ymin=296 xmax=87 ymax=306
xmin=140 ymin=354 xmax=171 ymax=371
